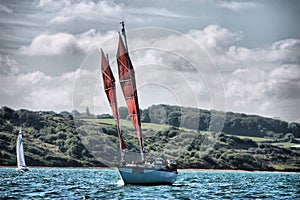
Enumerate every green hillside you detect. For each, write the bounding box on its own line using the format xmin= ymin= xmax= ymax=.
xmin=81 ymin=118 xmax=300 ymax=171
xmin=0 ymin=107 xmax=103 ymax=167
xmin=1 ymin=106 xmax=300 ymax=171
xmin=139 ymin=105 xmax=300 ymax=138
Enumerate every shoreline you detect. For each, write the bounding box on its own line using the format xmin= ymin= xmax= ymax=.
xmin=178 ymin=168 xmax=300 ymax=173
xmin=0 ymin=166 xmax=112 ymax=169
xmin=1 ymin=166 xmax=299 ymax=173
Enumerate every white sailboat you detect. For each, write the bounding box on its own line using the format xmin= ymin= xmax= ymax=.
xmin=16 ymin=126 xmax=28 ymax=172
xmin=101 ymin=22 xmax=177 ymax=185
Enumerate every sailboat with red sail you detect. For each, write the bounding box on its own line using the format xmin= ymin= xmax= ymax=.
xmin=101 ymin=49 xmax=126 ymax=162
xmin=101 ymin=22 xmax=177 ymax=185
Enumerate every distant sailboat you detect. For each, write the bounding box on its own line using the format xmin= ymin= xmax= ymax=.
xmin=16 ymin=126 xmax=28 ymax=172
xmin=101 ymin=22 xmax=177 ymax=185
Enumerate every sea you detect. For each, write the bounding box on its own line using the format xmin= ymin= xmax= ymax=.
xmin=0 ymin=168 xmax=299 ymax=199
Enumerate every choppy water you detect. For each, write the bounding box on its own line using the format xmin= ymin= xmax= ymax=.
xmin=0 ymin=168 xmax=299 ymax=199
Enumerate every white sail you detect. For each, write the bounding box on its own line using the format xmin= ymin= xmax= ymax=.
xmin=16 ymin=127 xmax=27 ymax=170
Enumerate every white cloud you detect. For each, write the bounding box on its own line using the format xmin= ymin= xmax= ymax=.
xmin=49 ymin=0 xmax=114 ymax=24
xmin=224 ymin=65 xmax=300 ymax=121
xmin=270 ymin=39 xmax=300 ymax=64
xmin=186 ymin=25 xmax=300 ymax=72
xmin=270 ymin=64 xmax=300 ymax=81
xmin=8 ymin=24 xmax=300 ymax=121
xmin=267 ymin=64 xmax=300 ymax=99
xmin=0 ymin=68 xmax=100 ymax=112
xmin=0 ymin=71 xmax=68 ymax=111
xmin=20 ymin=29 xmax=117 ymax=55
xmin=223 ymin=38 xmax=300 ymax=68
xmin=124 ymin=25 xmax=300 ymax=121
xmin=129 ymin=7 xmax=188 ymax=18
xmin=225 ymin=68 xmax=266 ymax=104
xmin=217 ymin=1 xmax=258 ymax=11
xmin=0 ymin=54 xmax=19 ymax=75
xmin=188 ymin=24 xmax=242 ymax=52
xmin=36 ymin=0 xmax=72 ymax=11
xmin=35 ymin=0 xmax=187 ymax=24
xmin=20 ymin=32 xmax=82 ymax=55
xmin=0 ymin=4 xmax=13 ymax=13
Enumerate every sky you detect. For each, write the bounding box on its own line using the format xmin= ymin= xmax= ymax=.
xmin=0 ymin=0 xmax=300 ymax=122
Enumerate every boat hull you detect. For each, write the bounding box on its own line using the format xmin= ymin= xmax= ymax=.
xmin=17 ymin=166 xmax=29 ymax=172
xmin=117 ymin=166 xmax=178 ymax=185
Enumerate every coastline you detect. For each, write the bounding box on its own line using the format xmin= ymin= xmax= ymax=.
xmin=1 ymin=166 xmax=299 ymax=173
xmin=0 ymin=166 xmax=112 ymax=169
xmin=178 ymin=168 xmax=300 ymax=173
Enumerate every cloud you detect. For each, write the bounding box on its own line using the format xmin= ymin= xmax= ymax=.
xmin=35 ymin=0 xmax=188 ymax=24
xmin=186 ymin=25 xmax=300 ymax=72
xmin=270 ymin=64 xmax=300 ymax=81
xmin=0 ymin=3 xmax=13 ymax=13
xmin=270 ymin=39 xmax=300 ymax=64
xmin=224 ymin=64 xmax=300 ymax=120
xmin=49 ymin=0 xmax=120 ymax=24
xmin=126 ymin=25 xmax=300 ymax=121
xmin=225 ymin=68 xmax=267 ymax=105
xmin=18 ymin=24 xmax=300 ymax=84
xmin=223 ymin=38 xmax=300 ymax=68
xmin=188 ymin=24 xmax=242 ymax=52
xmin=0 ymin=54 xmax=19 ymax=75
xmin=8 ymin=24 xmax=300 ymax=121
xmin=20 ymin=32 xmax=82 ymax=55
xmin=20 ymin=29 xmax=117 ymax=56
xmin=267 ymin=64 xmax=300 ymax=99
xmin=129 ymin=7 xmax=188 ymax=18
xmin=36 ymin=0 xmax=72 ymax=11
xmin=217 ymin=1 xmax=258 ymax=11
xmin=183 ymin=25 xmax=299 ymax=121
xmin=0 ymin=71 xmax=67 ymax=110
xmin=0 ymin=68 xmax=100 ymax=112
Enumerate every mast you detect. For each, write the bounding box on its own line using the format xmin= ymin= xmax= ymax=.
xmin=101 ymin=49 xmax=126 ymax=162
xmin=117 ymin=21 xmax=145 ymax=162
xmin=120 ymin=21 xmax=128 ymax=52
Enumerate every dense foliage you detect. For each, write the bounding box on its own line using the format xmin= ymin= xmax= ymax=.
xmin=0 ymin=107 xmax=103 ymax=167
xmin=139 ymin=104 xmax=300 ymax=138
xmin=0 ymin=106 xmax=299 ymax=171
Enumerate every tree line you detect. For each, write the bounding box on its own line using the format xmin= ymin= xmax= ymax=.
xmin=116 ymin=104 xmax=299 ymax=138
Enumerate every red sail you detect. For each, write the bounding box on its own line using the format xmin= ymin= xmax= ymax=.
xmin=101 ymin=49 xmax=126 ymax=150
xmin=116 ymin=35 xmax=144 ymax=152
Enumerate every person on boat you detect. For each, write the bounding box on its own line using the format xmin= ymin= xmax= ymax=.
xmin=121 ymin=160 xmax=126 ymax=166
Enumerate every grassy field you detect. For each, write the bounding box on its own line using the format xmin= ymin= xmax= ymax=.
xmin=84 ymin=118 xmax=187 ymax=132
xmin=84 ymin=118 xmax=216 ymax=133
xmin=271 ymin=142 xmax=299 ymax=148
xmin=85 ymin=119 xmax=298 ymax=148
xmin=234 ymin=135 xmax=271 ymax=142
xmin=233 ymin=135 xmax=299 ymax=149
xmin=271 ymin=163 xmax=300 ymax=171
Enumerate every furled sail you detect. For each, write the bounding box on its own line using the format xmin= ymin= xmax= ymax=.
xmin=101 ymin=49 xmax=126 ymax=152
xmin=16 ymin=127 xmax=26 ymax=168
xmin=116 ymin=26 xmax=144 ymax=160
